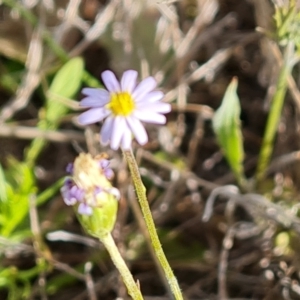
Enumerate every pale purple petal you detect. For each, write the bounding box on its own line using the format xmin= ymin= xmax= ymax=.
xmin=101 ymin=70 xmax=120 ymax=92
xmin=78 ymin=108 xmax=110 ymax=125
xmin=126 ymin=116 xmax=148 ymax=145
xmin=70 ymin=186 xmax=85 ymax=201
xmin=121 ymin=128 xmax=133 ymax=150
xmin=136 ymin=102 xmax=171 ymax=113
xmin=140 ymin=91 xmax=164 ymax=103
xmin=80 ymin=95 xmax=110 ymax=107
xmin=82 ymin=88 xmax=109 ymax=99
xmin=99 ymin=159 xmax=110 ymax=169
xmin=110 ymin=117 xmax=127 ymax=150
xmin=78 ymin=203 xmax=93 ymax=215
xmin=66 ymin=163 xmax=73 ymax=174
xmin=100 ymin=116 xmax=115 ymax=145
xmin=61 ymin=186 xmax=71 ymax=200
xmin=104 ymin=168 xmax=114 ymax=179
xmin=99 ymin=159 xmax=114 ymax=179
xmin=63 ymin=196 xmax=77 ymax=206
xmin=132 ymin=77 xmax=157 ymax=102
xmin=134 ymin=111 xmax=167 ymax=124
xmin=61 ymin=181 xmax=83 ymax=206
xmin=121 ymin=70 xmax=138 ymax=92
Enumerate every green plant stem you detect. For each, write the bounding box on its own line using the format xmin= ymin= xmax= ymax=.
xmin=36 ymin=177 xmax=65 ymax=206
xmin=256 ymin=42 xmax=296 ymax=182
xmin=100 ymin=233 xmax=144 ymax=300
xmin=123 ymin=149 xmax=183 ymax=300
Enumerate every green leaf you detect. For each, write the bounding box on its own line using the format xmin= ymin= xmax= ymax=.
xmin=212 ymin=77 xmax=245 ymax=186
xmin=36 ymin=177 xmax=65 ymax=206
xmin=0 ymin=159 xmax=36 ymax=237
xmin=25 ymin=57 xmax=84 ymax=165
xmin=46 ymin=57 xmax=84 ymax=124
xmin=0 ymin=163 xmax=7 ymax=202
xmin=82 ymin=70 xmax=102 ymax=88
xmin=46 ymin=268 xmax=82 ymax=295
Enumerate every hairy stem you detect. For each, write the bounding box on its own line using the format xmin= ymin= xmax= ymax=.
xmin=123 ymin=149 xmax=183 ymax=300
xmin=100 ymin=233 xmax=144 ymax=300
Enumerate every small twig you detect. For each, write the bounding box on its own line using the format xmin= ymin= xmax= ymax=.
xmin=55 ymin=0 xmax=83 ymax=43
xmin=187 ymin=112 xmax=205 ymax=169
xmin=202 ymin=185 xmax=300 ymax=234
xmin=69 ymin=0 xmax=117 ymax=57
xmin=265 ymin=150 xmax=300 ymax=175
xmin=163 ymin=48 xmax=233 ymax=106
xmin=176 ymin=12 xmax=237 ymax=77
xmin=29 ymin=194 xmax=49 ymax=300
xmin=175 ymin=0 xmax=219 ymax=58
xmin=202 ymin=186 xmax=239 ymax=222
xmin=84 ymin=262 xmax=97 ymax=300
xmin=46 ymin=230 xmax=100 ymax=248
xmin=140 ymin=149 xmax=219 ymax=191
xmin=0 ymin=28 xmax=43 ymax=123
xmin=155 ymin=1 xmax=182 ymax=51
xmin=218 ymin=226 xmax=234 ymax=300
xmin=73 ymin=272 xmax=117 ymax=300
xmin=185 ymin=48 xmax=233 ymax=85
xmin=0 ymin=124 xmax=85 ymax=142
xmin=151 ymin=175 xmax=184 ymax=225
xmin=50 ymin=259 xmax=86 ymax=280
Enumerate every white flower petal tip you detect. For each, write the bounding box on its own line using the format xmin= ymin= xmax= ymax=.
xmin=143 ymin=91 xmax=164 ymax=102
xmin=121 ymin=70 xmax=138 ymax=92
xmin=77 ymin=108 xmax=109 ymax=125
xmin=101 ymin=70 xmax=120 ymax=92
xmin=132 ymin=77 xmax=157 ymax=102
xmin=78 ymin=70 xmax=170 ymax=150
xmin=126 ymin=117 xmax=148 ymax=145
xmin=81 ymin=88 xmax=109 ymax=98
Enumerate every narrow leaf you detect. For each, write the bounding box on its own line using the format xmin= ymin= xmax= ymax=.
xmin=46 ymin=57 xmax=84 ymax=124
xmin=212 ymin=77 xmax=245 ymax=186
xmin=25 ymin=57 xmax=84 ymax=165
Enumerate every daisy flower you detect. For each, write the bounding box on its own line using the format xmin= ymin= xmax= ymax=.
xmin=78 ymin=70 xmax=171 ymax=150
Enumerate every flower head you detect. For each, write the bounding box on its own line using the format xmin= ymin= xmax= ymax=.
xmin=78 ymin=70 xmax=171 ymax=150
xmin=61 ymin=153 xmax=119 ymax=215
xmin=61 ymin=153 xmax=120 ymax=237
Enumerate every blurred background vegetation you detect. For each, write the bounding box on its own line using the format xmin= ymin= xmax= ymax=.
xmin=1 ymin=0 xmax=300 ymax=299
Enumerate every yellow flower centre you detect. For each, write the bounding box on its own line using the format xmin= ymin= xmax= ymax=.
xmin=107 ymin=92 xmax=135 ymax=116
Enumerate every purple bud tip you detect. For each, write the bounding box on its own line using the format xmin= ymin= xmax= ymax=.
xmin=99 ymin=159 xmax=110 ymax=169
xmin=61 ymin=179 xmax=85 ymax=206
xmin=66 ymin=163 xmax=74 ymax=174
xmin=64 ymin=178 xmax=73 ymax=186
xmin=104 ymin=168 xmax=114 ymax=179
xmin=78 ymin=203 xmax=93 ymax=215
